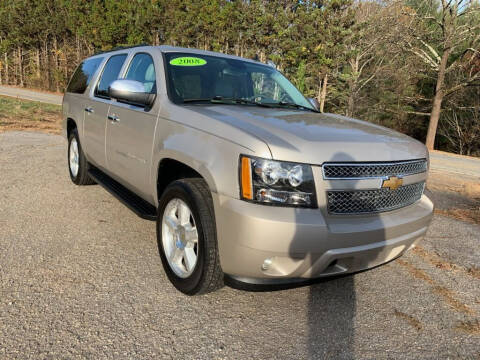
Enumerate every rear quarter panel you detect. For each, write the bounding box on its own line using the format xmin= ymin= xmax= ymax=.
xmin=62 ymin=93 xmax=86 ymax=139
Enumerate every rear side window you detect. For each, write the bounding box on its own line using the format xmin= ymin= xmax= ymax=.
xmin=66 ymin=57 xmax=103 ymax=94
xmin=95 ymin=54 xmax=127 ymax=99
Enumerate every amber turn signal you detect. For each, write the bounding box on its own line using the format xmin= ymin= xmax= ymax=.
xmin=241 ymin=156 xmax=253 ymax=200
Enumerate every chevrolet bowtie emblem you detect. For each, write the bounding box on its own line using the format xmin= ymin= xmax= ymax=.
xmin=382 ymin=176 xmax=403 ymax=190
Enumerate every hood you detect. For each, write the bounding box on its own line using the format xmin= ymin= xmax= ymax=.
xmin=185 ymin=105 xmax=428 ymax=164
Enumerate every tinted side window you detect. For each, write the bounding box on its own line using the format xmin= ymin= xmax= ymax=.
xmin=125 ymin=53 xmax=156 ymax=93
xmin=95 ymin=54 xmax=127 ymax=99
xmin=66 ymin=57 xmax=103 ymax=94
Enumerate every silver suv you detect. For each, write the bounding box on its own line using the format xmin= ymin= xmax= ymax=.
xmin=62 ymin=45 xmax=433 ymax=295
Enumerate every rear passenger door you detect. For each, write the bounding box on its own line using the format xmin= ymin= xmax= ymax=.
xmin=105 ymin=52 xmax=159 ymax=199
xmin=83 ymin=54 xmax=127 ymax=170
xmin=64 ymin=56 xmax=103 ymax=155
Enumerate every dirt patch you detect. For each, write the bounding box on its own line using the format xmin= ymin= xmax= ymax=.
xmin=393 ymin=309 xmax=422 ymax=331
xmin=467 ymin=267 xmax=480 ymax=280
xmin=464 ymin=183 xmax=480 ymax=200
xmin=412 ymin=246 xmax=459 ymax=272
xmin=434 ymin=208 xmax=480 ymax=225
xmin=427 ymin=186 xmax=480 ymax=224
xmin=0 ymin=96 xmax=61 ymax=134
xmin=432 ymin=286 xmax=474 ymax=316
xmin=427 ymin=171 xmax=480 ymax=200
xmin=412 ymin=245 xmax=480 ymax=280
xmin=396 ymin=259 xmax=475 ymax=315
xmin=455 ymin=319 xmax=480 ymax=335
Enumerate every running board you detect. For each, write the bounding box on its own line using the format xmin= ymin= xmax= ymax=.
xmin=88 ymin=167 xmax=157 ymax=221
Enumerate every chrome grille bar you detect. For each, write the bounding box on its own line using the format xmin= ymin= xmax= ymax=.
xmin=322 ymin=159 xmax=427 ymax=179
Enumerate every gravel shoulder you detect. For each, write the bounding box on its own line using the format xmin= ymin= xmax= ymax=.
xmin=0 ymin=131 xmax=479 ymax=359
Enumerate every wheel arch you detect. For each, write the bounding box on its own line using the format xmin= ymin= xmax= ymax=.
xmin=155 ymin=155 xmax=218 ymax=204
xmin=66 ymin=118 xmax=77 ymax=138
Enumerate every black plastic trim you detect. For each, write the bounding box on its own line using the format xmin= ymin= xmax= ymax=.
xmin=88 ymin=167 xmax=157 ymax=221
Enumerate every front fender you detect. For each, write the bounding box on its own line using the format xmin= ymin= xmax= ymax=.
xmin=149 ymin=118 xmax=270 ymax=207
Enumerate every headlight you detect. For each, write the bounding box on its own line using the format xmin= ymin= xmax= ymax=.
xmin=240 ymin=155 xmax=317 ymax=208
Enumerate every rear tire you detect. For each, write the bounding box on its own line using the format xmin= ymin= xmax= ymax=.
xmin=157 ymin=178 xmax=223 ymax=295
xmin=68 ymin=128 xmax=95 ymax=185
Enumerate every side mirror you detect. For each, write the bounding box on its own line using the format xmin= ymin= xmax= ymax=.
xmin=108 ymin=79 xmax=155 ymax=108
xmin=308 ymin=97 xmax=320 ymax=111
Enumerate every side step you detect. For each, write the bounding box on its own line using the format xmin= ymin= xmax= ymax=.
xmin=88 ymin=167 xmax=157 ymax=221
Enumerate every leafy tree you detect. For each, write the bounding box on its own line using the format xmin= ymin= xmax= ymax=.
xmin=0 ymin=0 xmax=478 ymax=155
xmin=401 ymin=0 xmax=480 ymax=149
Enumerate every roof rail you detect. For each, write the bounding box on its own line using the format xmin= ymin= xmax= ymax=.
xmin=94 ymin=43 xmax=151 ymax=55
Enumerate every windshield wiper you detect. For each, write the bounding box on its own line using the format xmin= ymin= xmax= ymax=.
xmin=263 ymin=101 xmax=319 ymax=112
xmin=182 ymin=98 xmax=213 ymax=103
xmin=183 ymin=96 xmax=273 ymax=108
xmin=211 ymin=96 xmax=274 ymax=108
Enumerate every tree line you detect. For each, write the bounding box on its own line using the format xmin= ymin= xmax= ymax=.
xmin=0 ymin=0 xmax=479 ymax=155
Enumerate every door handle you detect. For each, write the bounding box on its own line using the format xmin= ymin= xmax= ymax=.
xmin=84 ymin=107 xmax=94 ymax=113
xmin=107 ymin=114 xmax=120 ymax=122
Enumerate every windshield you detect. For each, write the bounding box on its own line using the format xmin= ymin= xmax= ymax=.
xmin=163 ymin=52 xmax=316 ymax=111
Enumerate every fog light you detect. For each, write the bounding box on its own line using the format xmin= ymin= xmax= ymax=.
xmin=262 ymin=258 xmax=273 ymax=271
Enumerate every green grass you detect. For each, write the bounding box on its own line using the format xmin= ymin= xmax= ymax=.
xmin=0 ymin=95 xmax=62 ymax=133
xmin=0 ymin=96 xmax=61 ymax=116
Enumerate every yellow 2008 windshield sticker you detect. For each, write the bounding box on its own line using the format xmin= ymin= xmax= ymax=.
xmin=169 ymin=57 xmax=207 ymax=66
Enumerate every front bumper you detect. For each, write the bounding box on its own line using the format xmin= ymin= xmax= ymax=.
xmin=212 ymin=193 xmax=434 ymax=281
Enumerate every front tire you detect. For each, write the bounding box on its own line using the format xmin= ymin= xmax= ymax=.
xmin=157 ymin=178 xmax=223 ymax=295
xmin=68 ymin=129 xmax=95 ymax=185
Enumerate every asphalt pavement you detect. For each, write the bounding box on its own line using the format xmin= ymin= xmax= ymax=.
xmin=0 ymin=86 xmax=63 ymax=105
xmin=430 ymin=151 xmax=480 ymax=179
xmin=0 ymin=131 xmax=479 ymax=359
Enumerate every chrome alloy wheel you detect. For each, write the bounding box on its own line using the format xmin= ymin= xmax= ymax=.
xmin=161 ymin=198 xmax=199 ymax=278
xmin=69 ymin=137 xmax=79 ymax=177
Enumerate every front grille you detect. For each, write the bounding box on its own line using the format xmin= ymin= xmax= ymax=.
xmin=323 ymin=159 xmax=427 ymax=179
xmin=327 ymin=182 xmax=425 ymax=214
